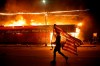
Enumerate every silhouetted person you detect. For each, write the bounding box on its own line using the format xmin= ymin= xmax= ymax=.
xmin=51 ymin=24 xmax=68 ymax=64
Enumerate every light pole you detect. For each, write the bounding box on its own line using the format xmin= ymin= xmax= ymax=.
xmin=42 ymin=0 xmax=47 ymax=25
xmin=42 ymin=0 xmax=48 ymax=46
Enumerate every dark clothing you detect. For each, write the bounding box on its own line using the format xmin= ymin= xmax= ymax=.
xmin=53 ymin=34 xmax=68 ymax=61
xmin=51 ymin=24 xmax=68 ymax=63
xmin=55 ymin=35 xmax=61 ymax=48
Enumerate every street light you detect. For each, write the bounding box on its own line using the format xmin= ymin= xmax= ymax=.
xmin=42 ymin=0 xmax=46 ymax=4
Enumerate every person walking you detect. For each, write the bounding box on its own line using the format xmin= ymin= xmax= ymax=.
xmin=51 ymin=24 xmax=68 ymax=63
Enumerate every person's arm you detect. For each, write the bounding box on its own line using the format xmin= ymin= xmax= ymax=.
xmin=51 ymin=42 xmax=56 ymax=44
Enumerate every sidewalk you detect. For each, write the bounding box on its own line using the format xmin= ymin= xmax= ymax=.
xmin=0 ymin=44 xmax=45 ymax=47
xmin=0 ymin=43 xmax=98 ymax=48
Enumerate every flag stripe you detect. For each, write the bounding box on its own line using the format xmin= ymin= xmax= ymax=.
xmin=65 ymin=41 xmax=75 ymax=47
xmin=63 ymin=47 xmax=78 ymax=55
xmin=64 ymin=32 xmax=82 ymax=47
xmin=64 ymin=44 xmax=77 ymax=52
xmin=66 ymin=38 xmax=75 ymax=44
xmin=63 ymin=47 xmax=77 ymax=54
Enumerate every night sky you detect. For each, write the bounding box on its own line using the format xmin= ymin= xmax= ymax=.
xmin=84 ymin=0 xmax=100 ymax=28
xmin=0 ymin=0 xmax=6 ymax=11
xmin=0 ymin=0 xmax=100 ymax=31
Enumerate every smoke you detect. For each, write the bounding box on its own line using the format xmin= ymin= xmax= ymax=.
xmin=5 ymin=0 xmax=41 ymax=12
xmin=0 ymin=0 xmax=93 ymax=26
xmin=0 ymin=0 xmax=6 ymax=11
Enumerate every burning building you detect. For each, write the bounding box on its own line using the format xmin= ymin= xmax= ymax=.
xmin=0 ymin=13 xmax=88 ymax=45
xmin=0 ymin=0 xmax=94 ymax=45
xmin=0 ymin=25 xmax=75 ymax=45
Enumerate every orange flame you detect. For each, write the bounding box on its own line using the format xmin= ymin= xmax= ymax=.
xmin=3 ymin=15 xmax=82 ymax=40
xmin=4 ymin=16 xmax=27 ymax=26
xmin=4 ymin=15 xmax=45 ymax=26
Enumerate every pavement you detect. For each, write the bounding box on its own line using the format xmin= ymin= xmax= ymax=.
xmin=0 ymin=43 xmax=98 ymax=47
xmin=0 ymin=43 xmax=100 ymax=66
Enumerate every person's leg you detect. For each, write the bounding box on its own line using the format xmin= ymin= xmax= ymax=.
xmin=58 ymin=48 xmax=68 ymax=61
xmin=53 ymin=47 xmax=57 ymax=61
xmin=51 ymin=47 xmax=57 ymax=63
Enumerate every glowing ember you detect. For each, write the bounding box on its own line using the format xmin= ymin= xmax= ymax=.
xmin=77 ymin=22 xmax=83 ymax=27
xmin=70 ymin=27 xmax=80 ymax=38
xmin=30 ymin=20 xmax=43 ymax=26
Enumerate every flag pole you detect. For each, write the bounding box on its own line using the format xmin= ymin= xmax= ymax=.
xmin=50 ymin=25 xmax=54 ymax=50
xmin=50 ymin=24 xmax=56 ymax=50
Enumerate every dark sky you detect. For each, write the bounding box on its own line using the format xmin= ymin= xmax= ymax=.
xmin=84 ymin=0 xmax=100 ymax=32
xmin=0 ymin=0 xmax=98 ymax=11
xmin=0 ymin=0 xmax=99 ymax=16
xmin=0 ymin=0 xmax=99 ymax=14
xmin=84 ymin=0 xmax=100 ymax=21
xmin=0 ymin=0 xmax=86 ymax=11
xmin=0 ymin=0 xmax=6 ymax=11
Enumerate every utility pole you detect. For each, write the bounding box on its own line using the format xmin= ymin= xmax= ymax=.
xmin=42 ymin=0 xmax=48 ymax=46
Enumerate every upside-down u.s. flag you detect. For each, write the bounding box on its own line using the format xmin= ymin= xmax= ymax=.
xmin=52 ymin=24 xmax=83 ymax=56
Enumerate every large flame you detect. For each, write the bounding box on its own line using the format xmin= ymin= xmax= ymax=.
xmin=4 ymin=19 xmax=26 ymax=26
xmin=4 ymin=15 xmax=45 ymax=26
xmin=4 ymin=15 xmax=27 ymax=26
xmin=3 ymin=15 xmax=82 ymax=40
xmin=30 ymin=20 xmax=43 ymax=26
xmin=2 ymin=12 xmax=90 ymax=41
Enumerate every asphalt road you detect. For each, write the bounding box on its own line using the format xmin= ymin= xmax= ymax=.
xmin=0 ymin=45 xmax=100 ymax=66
